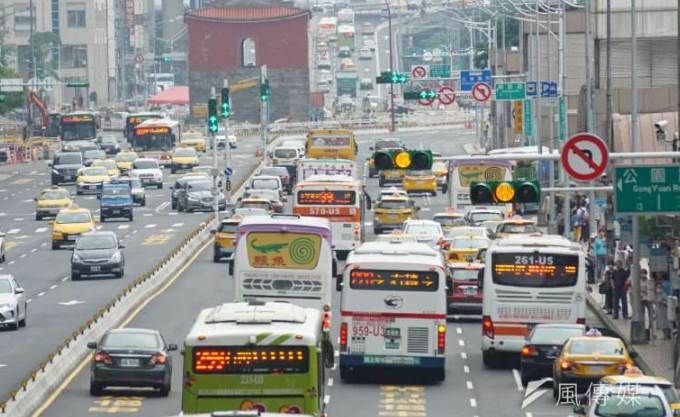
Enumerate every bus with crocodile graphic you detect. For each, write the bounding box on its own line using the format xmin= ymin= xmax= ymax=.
xmin=230 ymin=215 xmax=335 ymax=313
xmin=448 ymin=157 xmax=514 ymax=215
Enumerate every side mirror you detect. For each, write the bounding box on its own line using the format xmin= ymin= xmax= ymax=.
xmin=629 ymin=351 xmax=638 ymax=359
xmin=169 ymin=186 xmax=174 ymax=190
xmin=416 ymin=207 xmax=421 ymax=211
xmin=118 ymin=243 xmax=125 ymax=249
xmin=47 ymin=162 xmax=52 ymax=167
xmin=15 ymin=287 xmax=24 ymax=294
xmin=336 ymin=275 xmax=343 ymax=292
xmin=33 ymin=197 xmax=38 ymax=202
xmin=167 ymin=343 xmax=178 ymax=351
xmin=86 ymin=342 xmax=97 ymax=349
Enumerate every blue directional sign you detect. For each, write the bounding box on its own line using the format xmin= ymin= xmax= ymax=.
xmin=540 ymin=81 xmax=558 ymax=98
xmin=460 ymin=69 xmax=492 ymax=91
xmin=224 ymin=167 xmax=233 ymax=177
xmin=526 ymin=81 xmax=538 ymax=97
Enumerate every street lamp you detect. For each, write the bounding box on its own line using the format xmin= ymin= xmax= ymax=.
xmin=385 ymin=0 xmax=396 ymax=132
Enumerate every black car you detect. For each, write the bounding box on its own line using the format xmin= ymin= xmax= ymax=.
xmin=98 ymin=135 xmax=120 ymax=155
xmin=50 ymin=152 xmax=84 ymax=185
xmin=519 ymin=323 xmax=587 ymax=386
xmin=258 ymin=166 xmax=293 ymax=194
xmin=176 ymin=180 xmax=226 ymax=212
xmin=87 ymin=328 xmax=177 ymax=396
xmin=71 ymin=231 xmax=125 ymax=280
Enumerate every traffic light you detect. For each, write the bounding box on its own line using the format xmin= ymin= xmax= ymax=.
xmin=404 ymin=90 xmax=437 ymax=100
xmin=376 ymin=71 xmax=408 ymax=84
xmin=260 ymin=79 xmax=270 ymax=102
xmin=469 ymin=180 xmax=541 ymax=204
xmin=162 ymin=55 xmax=172 ymax=63
xmin=220 ymin=87 xmax=230 ymax=119
xmin=372 ymin=149 xmax=433 ymax=170
xmin=208 ymin=97 xmax=218 ymax=133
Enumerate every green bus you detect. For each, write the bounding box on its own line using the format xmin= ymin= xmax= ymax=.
xmin=182 ymin=301 xmax=334 ymax=415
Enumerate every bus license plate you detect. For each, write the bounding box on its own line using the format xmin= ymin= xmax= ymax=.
xmin=463 ymin=287 xmax=477 ymax=296
xmin=120 ymin=358 xmax=139 ymax=367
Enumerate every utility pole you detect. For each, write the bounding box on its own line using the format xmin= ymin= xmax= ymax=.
xmin=605 ymin=0 xmax=613 ymax=149
xmin=221 ymin=80 xmax=232 ymax=205
xmin=535 ymin=0 xmax=542 ymax=154
xmin=385 ymin=0 xmax=396 ymax=132
xmin=561 ymin=3 xmax=571 ymax=239
xmin=260 ymin=65 xmax=269 ymax=162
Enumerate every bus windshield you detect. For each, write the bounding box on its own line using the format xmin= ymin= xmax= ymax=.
xmin=455 ymin=164 xmax=509 ymax=187
xmin=491 ymin=253 xmax=579 ymax=288
xmin=61 ymin=119 xmax=96 ymax=141
xmin=133 ymin=129 xmax=173 ymax=151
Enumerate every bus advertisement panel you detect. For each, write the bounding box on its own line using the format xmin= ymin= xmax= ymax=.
xmin=296 ymin=159 xmax=357 ymax=182
xmin=306 ymin=129 xmax=357 ymax=161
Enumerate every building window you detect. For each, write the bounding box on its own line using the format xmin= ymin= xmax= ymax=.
xmin=67 ymin=4 xmax=86 ymax=28
xmin=242 ymin=38 xmax=256 ymax=67
xmin=14 ymin=9 xmax=33 ymax=32
xmin=62 ymin=45 xmax=88 ymax=69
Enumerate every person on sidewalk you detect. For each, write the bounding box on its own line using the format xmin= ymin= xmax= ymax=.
xmin=577 ymin=202 xmax=590 ymax=243
xmin=640 ymin=269 xmax=656 ymax=338
xmin=599 ymin=259 xmax=615 ymax=313
xmin=612 ymin=260 xmax=630 ymax=320
xmin=594 ymin=229 xmax=608 ymax=280
xmin=656 ymin=273 xmax=673 ymax=339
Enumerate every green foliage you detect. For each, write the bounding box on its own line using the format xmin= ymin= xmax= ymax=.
xmin=0 ymin=66 xmax=25 ymax=115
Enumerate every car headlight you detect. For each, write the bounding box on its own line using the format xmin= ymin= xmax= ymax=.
xmin=0 ymin=302 xmax=15 ymax=310
xmin=52 ymin=169 xmax=60 ymax=175
xmin=111 ymin=252 xmax=121 ymax=262
xmin=72 ymin=253 xmax=82 ymax=262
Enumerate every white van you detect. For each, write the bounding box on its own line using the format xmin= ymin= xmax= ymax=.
xmin=338 ymin=241 xmax=447 ymax=382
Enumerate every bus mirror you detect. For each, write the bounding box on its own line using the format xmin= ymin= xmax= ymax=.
xmin=336 ymin=275 xmax=343 ymax=292
xmin=322 ymin=339 xmax=335 ymax=369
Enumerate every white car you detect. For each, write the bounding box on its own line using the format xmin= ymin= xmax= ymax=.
xmin=0 ymin=274 xmax=27 ymax=330
xmin=358 ymin=47 xmax=372 ymax=60
xmin=363 ymin=40 xmax=376 ymax=51
xmin=465 ymin=208 xmax=505 ymax=226
xmin=130 ymin=158 xmax=163 ymax=189
xmin=248 ymin=175 xmax=283 ymax=197
xmin=402 ymin=220 xmax=444 ymax=249
xmin=280 ymin=139 xmax=306 ymax=157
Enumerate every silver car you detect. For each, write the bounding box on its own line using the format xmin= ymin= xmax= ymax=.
xmin=0 ymin=275 xmax=27 ymax=330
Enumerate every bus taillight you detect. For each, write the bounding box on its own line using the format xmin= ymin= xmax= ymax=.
xmin=436 ymin=324 xmax=446 ymax=354
xmin=482 ymin=315 xmax=495 ymax=339
xmin=340 ymin=322 xmax=348 ymax=352
xmin=577 ymin=317 xmax=586 ymax=325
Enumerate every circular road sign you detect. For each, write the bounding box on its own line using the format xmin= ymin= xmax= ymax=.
xmin=134 ymin=54 xmax=144 ymax=64
xmin=224 ymin=167 xmax=233 ymax=177
xmin=418 ymin=96 xmax=435 ymax=106
xmin=423 ymin=51 xmax=433 ymax=62
xmin=472 ymin=82 xmax=492 ymax=102
xmin=438 ymin=87 xmax=456 ymax=105
xmin=411 ymin=65 xmax=427 ymax=78
xmin=561 ymin=133 xmax=609 ymax=181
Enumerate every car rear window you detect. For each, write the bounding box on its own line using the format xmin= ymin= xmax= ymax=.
xmin=567 ymin=339 xmax=625 ymax=356
xmin=76 ymin=235 xmax=116 ymax=250
xmin=274 ymin=149 xmax=297 ymax=158
xmin=133 ymin=160 xmax=158 ymax=169
xmin=450 ymin=269 xmax=482 ymax=282
xmin=529 ymin=327 xmax=584 ymax=345
xmin=252 ymin=179 xmax=279 ymax=189
xmin=377 ymin=201 xmax=409 ymax=210
xmin=218 ymin=223 xmax=238 ymax=233
xmin=103 ymin=332 xmax=159 ymax=349
xmin=55 ymin=154 xmax=82 ymax=165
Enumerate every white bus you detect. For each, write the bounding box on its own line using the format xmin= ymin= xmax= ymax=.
xmin=231 ymin=215 xmax=335 ymax=312
xmin=292 ymin=175 xmax=369 ymax=259
xmin=318 ymin=16 xmax=338 ymax=40
xmin=481 ymin=235 xmax=586 ymax=366
xmin=296 ymin=159 xmax=356 ymax=182
xmin=448 ymin=156 xmax=514 ymax=216
xmin=338 ymin=241 xmax=447 ymax=382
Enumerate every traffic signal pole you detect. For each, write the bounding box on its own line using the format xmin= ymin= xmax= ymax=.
xmin=223 ymin=79 xmax=232 ymax=204
xmin=385 ymin=0 xmax=396 ymax=133
xmin=210 ymin=86 xmax=219 ymax=221
xmin=260 ymin=65 xmax=269 ymax=161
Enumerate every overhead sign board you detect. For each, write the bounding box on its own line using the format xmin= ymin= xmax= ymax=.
xmin=561 ymin=133 xmax=609 ymax=181
xmin=614 ymin=165 xmax=680 ymax=214
xmin=430 ymin=64 xmax=451 ymax=78
xmin=495 ymin=82 xmax=526 ymax=101
xmin=460 ymin=69 xmax=491 ymax=91
xmin=0 ymin=78 xmax=24 ymax=92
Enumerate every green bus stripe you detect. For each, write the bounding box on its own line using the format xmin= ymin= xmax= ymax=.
xmin=255 ymin=332 xmax=272 ymax=344
xmin=269 ymin=334 xmax=293 ymax=346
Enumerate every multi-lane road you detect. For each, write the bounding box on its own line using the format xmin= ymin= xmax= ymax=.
xmin=29 ymin=127 xmax=603 ymax=417
xmin=0 ymin=133 xmax=262 ymax=398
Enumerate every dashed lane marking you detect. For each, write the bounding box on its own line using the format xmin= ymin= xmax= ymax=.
xmin=144 ymin=224 xmax=157 ymax=229
xmin=327 ymin=377 xmax=334 ymax=387
xmin=117 ymin=225 xmax=129 ymax=230
xmin=11 ymin=178 xmax=33 ymax=185
xmin=8 ymin=260 xmax=15 ymax=265
xmin=30 ymin=248 xmax=37 ymax=253
xmin=467 ymin=381 xmax=474 ymax=390
xmin=461 ymin=352 xmax=467 ymax=359
xmin=459 ymin=340 xmax=465 ymax=346
xmin=143 ymin=213 xmax=152 ymax=217
xmin=19 ymin=253 xmax=26 ymax=258
xmin=7 ymin=228 xmax=20 ymax=234
xmin=38 ymin=292 xmax=45 ymax=297
xmin=49 ymin=284 xmax=57 ymax=290
xmin=512 ymin=369 xmax=524 ymax=391
xmin=35 ymin=227 xmax=47 ymax=233
xmin=456 ymin=327 xmax=462 ymax=334
xmin=470 ymin=398 xmax=477 ymax=408
xmin=171 ymin=223 xmax=184 ymax=228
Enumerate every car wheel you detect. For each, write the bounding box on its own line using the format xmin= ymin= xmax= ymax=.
xmin=159 ymin=378 xmax=171 ymax=397
xmin=158 ymin=183 xmax=163 ymax=189
xmin=552 ymin=376 xmax=559 ymax=399
xmin=117 ymin=270 xmax=124 ymax=278
xmin=171 ymin=200 xmax=176 ymax=210
xmin=19 ymin=306 xmax=26 ymax=327
xmin=482 ymin=350 xmax=496 ymax=368
xmin=36 ymin=213 xmax=42 ymax=221
xmin=101 ymin=216 xmax=107 ymax=223
xmin=373 ymin=227 xmax=380 ymax=235
xmin=76 ymin=190 xmax=82 ymax=195
xmin=171 ymin=168 xmax=176 ymax=174
xmin=52 ymin=241 xmax=60 ymax=250
xmin=520 ymin=369 xmax=529 ymax=387
xmin=378 ymin=177 xmax=385 ymax=187
xmin=89 ymin=381 xmax=103 ymax=396
xmin=141 ymin=198 xmax=146 ymax=207
xmin=340 ymin=366 xmax=354 ymax=382
xmin=71 ymin=272 xmax=80 ymax=281
xmin=213 ymin=251 xmax=221 ymax=263
xmin=129 ymin=213 xmax=133 ymax=222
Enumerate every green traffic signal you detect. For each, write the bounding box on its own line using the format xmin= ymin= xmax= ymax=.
xmin=404 ymin=90 xmax=437 ymax=100
xmin=469 ymin=180 xmax=541 ymax=204
xmin=220 ymin=87 xmax=230 ymax=119
xmin=260 ymin=80 xmax=270 ymax=102
xmin=376 ymin=71 xmax=408 ymax=84
xmin=372 ymin=149 xmax=433 ymax=171
xmin=208 ymin=98 xmax=218 ymax=133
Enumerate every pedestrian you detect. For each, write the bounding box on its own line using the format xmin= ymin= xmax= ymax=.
xmin=640 ymin=269 xmax=656 ymax=338
xmin=599 ymin=259 xmax=614 ymax=313
xmin=571 ymin=206 xmax=583 ymax=242
xmin=656 ymin=273 xmax=673 ymax=339
xmin=614 ymin=239 xmax=625 ymax=264
xmin=586 ymin=240 xmax=596 ymax=284
xmin=594 ymin=229 xmax=608 ymax=280
xmin=577 ymin=202 xmax=590 ymax=243
xmin=611 ymin=260 xmax=630 ymax=320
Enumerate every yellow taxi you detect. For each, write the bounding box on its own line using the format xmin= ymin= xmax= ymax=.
xmin=35 ymin=186 xmax=73 ymax=220
xmin=432 ymin=210 xmax=466 ymax=232
xmin=91 ymin=159 xmax=120 ymax=178
xmin=75 ymin=166 xmax=111 ymax=195
xmin=114 ymin=151 xmax=139 ymax=173
xmin=238 ymin=197 xmax=273 ymax=213
xmin=494 ymin=218 xmax=541 ymax=239
xmin=50 ymin=207 xmax=97 ymax=249
xmin=180 ymin=132 xmax=207 ymax=152
xmin=403 ymin=169 xmax=437 ymax=195
xmin=211 ymin=218 xmax=240 ymax=262
xmin=432 ymin=160 xmax=449 ymax=188
xmin=378 ymin=169 xmax=405 ymax=187
xmin=599 ymin=368 xmax=680 ymax=413
xmin=553 ymin=335 xmax=634 ymax=398
xmin=373 ymin=193 xmax=418 ymax=234
xmin=445 ymin=236 xmax=490 ymax=262
xmin=170 ymin=147 xmax=200 ymax=173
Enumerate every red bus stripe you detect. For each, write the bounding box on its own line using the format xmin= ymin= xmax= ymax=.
xmin=340 ymin=311 xmax=446 ymax=319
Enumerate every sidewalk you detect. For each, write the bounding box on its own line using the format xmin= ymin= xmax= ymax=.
xmin=588 ymin=291 xmax=674 ymax=381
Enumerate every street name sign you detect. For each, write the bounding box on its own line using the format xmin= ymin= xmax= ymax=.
xmin=495 ymin=82 xmax=526 ymax=100
xmin=430 ymin=64 xmax=451 ymax=78
xmin=614 ymin=165 xmax=680 ymax=215
xmin=460 ymin=69 xmax=491 ymax=91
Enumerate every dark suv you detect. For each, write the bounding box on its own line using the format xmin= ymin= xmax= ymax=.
xmin=51 ymin=152 xmax=84 ymax=185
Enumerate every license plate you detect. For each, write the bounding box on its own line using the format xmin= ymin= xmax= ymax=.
xmin=586 ymin=365 xmax=605 ymax=374
xmin=67 ymin=234 xmax=76 ymax=240
xmin=119 ymin=358 xmax=140 ymax=367
xmin=463 ymin=287 xmax=477 ymax=296
xmin=91 ymin=266 xmax=101 ymax=272
xmin=112 ymin=210 xmax=120 ymax=214
xmin=387 ymin=214 xmax=399 ymax=219
xmin=64 ymin=176 xmax=73 ymax=181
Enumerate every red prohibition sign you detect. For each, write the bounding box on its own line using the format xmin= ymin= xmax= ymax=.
xmin=418 ymin=96 xmax=435 ymax=106
xmin=472 ymin=82 xmax=492 ymax=102
xmin=561 ymin=133 xmax=609 ymax=181
xmin=438 ymin=87 xmax=456 ymax=105
xmin=411 ymin=66 xmax=426 ymax=78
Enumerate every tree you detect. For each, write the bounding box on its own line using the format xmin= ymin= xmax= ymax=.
xmin=0 ymin=66 xmax=25 ymax=116
xmin=29 ymin=31 xmax=61 ymax=79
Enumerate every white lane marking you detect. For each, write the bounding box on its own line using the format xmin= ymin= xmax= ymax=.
xmin=8 ymin=260 xmax=15 ymax=265
xmin=96 ymin=225 xmax=103 ymax=230
xmin=0 ymin=213 xmax=5 ymax=216
xmin=58 ymin=299 xmax=85 ymax=306
xmin=7 ymin=228 xmax=20 ymax=234
xmin=526 ymin=413 xmax=533 ymax=417
xmin=161 ymin=229 xmax=176 ymax=233
xmin=324 ymin=395 xmax=330 ymax=405
xmin=117 ymin=224 xmax=129 ymax=230
xmin=50 ymin=284 xmax=57 ymax=290
xmin=168 ymin=212 xmax=178 ymax=216
xmin=171 ymin=223 xmax=184 ymax=228
xmin=143 ymin=213 xmax=152 ymax=217
xmin=132 ymin=230 xmax=138 ymax=234
xmin=155 ymin=201 xmax=170 ymax=213
xmin=334 ymin=350 xmax=339 ymax=357
xmin=2 ymin=197 xmax=7 ymax=200
xmin=21 ymin=199 xmax=33 ymax=203
xmin=0 ymin=364 xmax=7 ymax=368
xmin=512 ymin=369 xmax=524 ymax=391
xmin=62 ymin=276 xmax=68 ymax=282
xmin=327 ymin=377 xmax=334 ymax=387
xmin=470 ymin=398 xmax=477 ymax=407
xmin=40 ymin=242 xmax=47 ymax=247
xmin=19 ymin=253 xmax=26 ymax=258
xmin=38 ymin=292 xmax=45 ymax=297
xmin=145 ymin=224 xmax=157 ymax=229
xmin=459 ymin=340 xmax=465 ymax=346
xmin=456 ymin=327 xmax=462 ymax=334
xmin=460 ymin=352 xmax=467 ymax=359
xmin=467 ymin=381 xmax=474 ymax=390
xmin=35 ymin=227 xmax=47 ymax=233
xmin=30 ymin=248 xmax=37 ymax=253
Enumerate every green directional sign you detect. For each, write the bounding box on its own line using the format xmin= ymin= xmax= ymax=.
xmin=614 ymin=165 xmax=680 ymax=214
xmin=495 ymin=82 xmax=526 ymax=101
xmin=523 ymin=99 xmax=532 ymax=137
xmin=66 ymin=80 xmax=89 ymax=88
xmin=430 ymin=64 xmax=451 ymax=78
xmin=403 ymin=90 xmax=437 ymax=100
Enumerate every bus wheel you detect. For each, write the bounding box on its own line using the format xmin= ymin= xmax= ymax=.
xmin=482 ymin=350 xmax=496 ymax=368
xmin=340 ymin=366 xmax=354 ymax=382
xmin=430 ymin=368 xmax=446 ymax=382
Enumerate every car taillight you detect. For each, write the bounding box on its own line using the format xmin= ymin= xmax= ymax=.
xmin=340 ymin=322 xmax=348 ymax=352
xmin=521 ymin=345 xmax=539 ymax=357
xmin=437 ymin=324 xmax=446 ymax=354
xmin=560 ymin=360 xmax=574 ymax=371
xmin=576 ymin=317 xmax=586 ymax=324
xmin=617 ymin=362 xmax=633 ymax=372
xmin=482 ymin=315 xmax=494 ymax=339
xmin=94 ymin=352 xmax=113 ymax=364
xmin=150 ymin=353 xmax=168 ymax=365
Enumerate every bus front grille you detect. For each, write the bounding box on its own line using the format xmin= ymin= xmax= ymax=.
xmin=407 ymin=327 xmax=429 ymax=354
xmin=243 ymin=278 xmax=323 ymax=292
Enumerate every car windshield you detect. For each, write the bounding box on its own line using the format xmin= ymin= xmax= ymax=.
xmin=234 ymin=208 xmax=267 ymax=217
xmin=433 ymin=161 xmax=447 ymax=171
xmin=218 ymin=223 xmax=238 ymax=233
xmin=189 ymin=181 xmax=212 ymax=191
xmin=241 ymin=201 xmax=270 ymax=210
xmin=405 ymin=224 xmax=441 ymax=236
xmin=447 ymin=227 xmax=485 ymax=237
xmin=245 ymin=190 xmax=278 ymax=201
xmin=175 ymin=148 xmax=196 ymax=157
xmin=377 ymin=200 xmax=410 ymax=210
xmin=116 ymin=153 xmax=137 ymax=162
xmin=499 ymin=223 xmax=539 ymax=234
xmin=434 ymin=216 xmax=464 ymax=226
xmin=260 ymin=167 xmax=287 ymax=176
xmin=0 ymin=280 xmax=12 ymax=294
xmin=375 ymin=141 xmax=402 ymax=150
xmin=274 ymin=148 xmax=297 ymax=158
xmin=82 ymin=167 xmax=107 ymax=176
xmin=252 ymin=178 xmax=279 ymax=189
xmin=56 ymin=211 xmax=91 ymax=224
xmin=594 ymin=393 xmax=665 ymax=417
xmin=41 ymin=190 xmax=69 ymax=200
xmin=102 ymin=187 xmax=130 ymax=197
xmin=450 ymin=269 xmax=482 ymax=281
xmin=530 ymin=326 xmax=584 ymax=344
xmin=407 ymin=170 xmax=433 ymax=177
xmin=102 ymin=332 xmax=159 ymax=349
xmin=101 ymin=136 xmax=117 ymax=144
xmin=84 ymin=150 xmax=104 ymax=159
xmin=93 ymin=160 xmax=116 ymax=169
xmin=76 ymin=235 xmax=116 ymax=250
xmin=568 ymin=339 xmax=625 ymax=356
xmin=470 ymin=212 xmax=504 ymax=223
xmin=452 ymin=239 xmax=487 ymax=249
xmin=133 ymin=160 xmax=158 ymax=169
xmin=55 ymin=154 xmax=82 ymax=165
xmin=183 ymin=133 xmax=202 ymax=141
